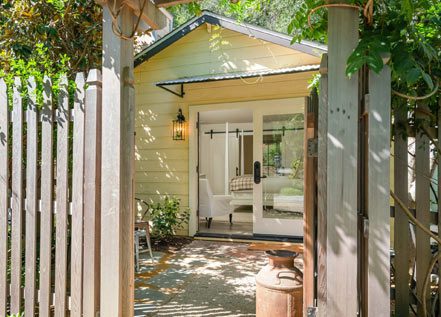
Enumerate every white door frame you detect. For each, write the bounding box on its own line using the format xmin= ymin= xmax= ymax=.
xmin=188 ymin=98 xmax=304 ymax=236
xmin=253 ymin=104 xmax=305 ymax=236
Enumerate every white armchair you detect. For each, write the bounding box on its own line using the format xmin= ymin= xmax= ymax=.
xmin=199 ymin=178 xmax=233 ymax=228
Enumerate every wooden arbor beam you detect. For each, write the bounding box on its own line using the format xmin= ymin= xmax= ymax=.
xmin=153 ymin=0 xmax=195 ymax=7
xmin=125 ymin=0 xmax=168 ymax=30
xmin=96 ymin=0 xmax=168 ymax=30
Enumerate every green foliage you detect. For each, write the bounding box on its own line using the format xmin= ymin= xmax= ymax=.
xmin=288 ymin=0 xmax=440 ymax=101
xmin=0 ymin=0 xmax=102 ymax=74
xmin=0 ymin=43 xmax=72 ymax=108
xmin=0 ymin=0 xmax=99 ymax=108
xmin=290 ymin=158 xmax=303 ymax=179
xmin=168 ymin=0 xmax=302 ymax=34
xmin=280 ymin=186 xmax=303 ymax=196
xmin=150 ymin=197 xmax=190 ymax=239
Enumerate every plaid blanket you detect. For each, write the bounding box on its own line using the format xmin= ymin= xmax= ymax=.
xmin=230 ymin=175 xmax=253 ymax=192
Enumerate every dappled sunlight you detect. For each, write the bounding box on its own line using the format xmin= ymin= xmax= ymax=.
xmin=327 ymin=133 xmax=344 ymax=149
xmin=134 ymin=240 xmax=269 ymax=316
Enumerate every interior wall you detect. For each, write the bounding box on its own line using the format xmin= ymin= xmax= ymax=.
xmin=134 ymin=24 xmax=319 ymax=235
xmin=243 ymin=135 xmax=253 ymax=175
xmin=200 ymin=122 xmax=252 ymax=194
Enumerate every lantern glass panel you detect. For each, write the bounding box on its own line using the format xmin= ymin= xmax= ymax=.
xmin=173 ymin=120 xmax=185 ymax=140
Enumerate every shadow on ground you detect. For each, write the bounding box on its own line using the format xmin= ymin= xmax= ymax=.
xmin=134 ymin=240 xmax=266 ymax=317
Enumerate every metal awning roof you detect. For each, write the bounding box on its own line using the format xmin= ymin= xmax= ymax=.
xmin=155 ymin=65 xmax=320 ymax=97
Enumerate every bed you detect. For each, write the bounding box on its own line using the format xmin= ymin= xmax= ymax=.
xmin=229 ymin=175 xmax=304 ymax=213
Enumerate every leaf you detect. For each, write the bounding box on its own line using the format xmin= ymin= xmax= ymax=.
xmin=365 ymin=51 xmax=385 ymax=74
xmin=421 ymin=71 xmax=434 ymax=91
xmin=346 ymin=55 xmax=366 ymax=77
xmin=405 ymin=68 xmax=421 ymax=85
xmin=287 ymin=19 xmax=296 ymax=35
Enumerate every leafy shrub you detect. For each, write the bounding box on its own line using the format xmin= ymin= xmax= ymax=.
xmin=149 ymin=197 xmax=189 ymax=240
xmin=280 ymin=187 xmax=303 ymax=196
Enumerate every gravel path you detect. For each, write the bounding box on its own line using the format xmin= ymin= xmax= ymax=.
xmin=134 ymin=240 xmax=266 ymax=317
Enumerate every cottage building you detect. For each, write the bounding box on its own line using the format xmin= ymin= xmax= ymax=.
xmin=134 ymin=11 xmax=326 ymax=238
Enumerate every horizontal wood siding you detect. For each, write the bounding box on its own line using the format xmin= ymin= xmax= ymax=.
xmin=134 ymin=25 xmax=320 ymax=235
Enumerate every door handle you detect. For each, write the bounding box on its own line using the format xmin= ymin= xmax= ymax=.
xmin=254 ymin=161 xmax=266 ymax=184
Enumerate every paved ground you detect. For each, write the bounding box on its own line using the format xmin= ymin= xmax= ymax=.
xmin=134 ymin=240 xmax=267 ymax=317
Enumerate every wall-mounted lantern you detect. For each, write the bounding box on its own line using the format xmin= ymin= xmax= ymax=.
xmin=173 ymin=108 xmax=186 ymax=140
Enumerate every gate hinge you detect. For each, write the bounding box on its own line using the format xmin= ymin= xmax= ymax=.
xmin=307 ymin=138 xmax=318 ymax=157
xmin=307 ymin=306 xmax=318 ymax=317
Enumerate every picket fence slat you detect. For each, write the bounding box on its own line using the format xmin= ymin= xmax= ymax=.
xmin=0 ymin=70 xmax=103 ymax=316
xmin=0 ymin=79 xmax=9 ymax=317
xmin=71 ymin=73 xmax=86 ymax=317
xmin=83 ymin=69 xmax=102 ymax=317
xmin=10 ymin=77 xmax=24 ymax=314
xmin=415 ymin=103 xmax=431 ymax=316
xmin=394 ymin=106 xmax=410 ymax=316
xmin=55 ymin=75 xmax=70 ymax=317
xmin=24 ymin=76 xmax=39 ymax=316
xmin=39 ymin=76 xmax=54 ymax=317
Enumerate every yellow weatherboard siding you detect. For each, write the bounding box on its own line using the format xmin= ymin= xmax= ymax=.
xmin=134 ymin=24 xmax=321 ymax=235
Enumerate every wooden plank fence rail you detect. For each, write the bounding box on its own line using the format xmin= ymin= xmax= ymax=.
xmin=0 ymin=70 xmax=102 ymax=316
xmin=24 ymin=77 xmax=38 ymax=316
xmin=10 ymin=77 xmax=24 ymax=315
xmin=324 ymin=7 xmax=359 ymax=316
xmin=0 ymin=78 xmax=9 ymax=317
xmin=317 ymin=54 xmax=328 ymax=316
xmin=55 ymin=74 xmax=70 ymax=317
xmin=390 ymin=103 xmax=441 ymax=316
xmin=415 ymin=103 xmax=432 ymax=317
xmin=71 ymin=73 xmax=86 ymax=317
xmin=83 ymin=69 xmax=102 ymax=317
xmin=39 ymin=75 xmax=55 ymax=317
xmin=366 ymin=67 xmax=391 ymax=316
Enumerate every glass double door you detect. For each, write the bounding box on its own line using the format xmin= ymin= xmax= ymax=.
xmin=252 ymin=105 xmax=305 ymax=237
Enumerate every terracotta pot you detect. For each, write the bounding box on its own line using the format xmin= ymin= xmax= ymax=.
xmin=256 ymin=250 xmax=303 ymax=317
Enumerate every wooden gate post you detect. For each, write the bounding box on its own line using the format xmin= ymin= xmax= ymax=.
xmin=322 ymin=6 xmax=359 ymax=316
xmin=100 ymin=4 xmax=135 ymax=317
xmin=97 ymin=1 xmax=168 ymax=315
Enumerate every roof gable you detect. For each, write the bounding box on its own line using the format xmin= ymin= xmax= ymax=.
xmin=135 ymin=11 xmax=327 ymax=67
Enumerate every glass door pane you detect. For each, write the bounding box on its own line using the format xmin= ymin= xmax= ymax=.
xmin=262 ymin=113 xmax=304 ymax=220
xmin=253 ymin=102 xmax=305 ymax=237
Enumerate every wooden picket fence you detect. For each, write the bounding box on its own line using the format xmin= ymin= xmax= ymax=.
xmin=392 ymin=103 xmax=441 ymax=316
xmin=0 ymin=70 xmax=102 ymax=317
